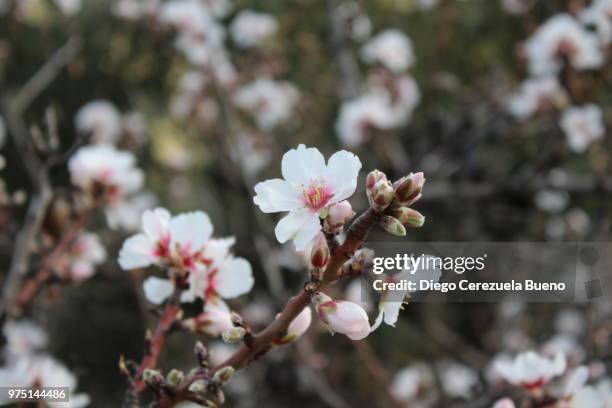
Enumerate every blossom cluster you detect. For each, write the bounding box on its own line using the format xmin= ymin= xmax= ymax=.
xmin=336 ymin=28 xmax=420 ymax=147
xmin=507 ymin=10 xmax=608 ymax=153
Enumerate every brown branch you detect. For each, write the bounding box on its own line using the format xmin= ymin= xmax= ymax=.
xmin=12 ymin=36 xmax=83 ymax=115
xmin=158 ymin=207 xmax=383 ymax=407
xmin=132 ymin=301 xmax=182 ymax=392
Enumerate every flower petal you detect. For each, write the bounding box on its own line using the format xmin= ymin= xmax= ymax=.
xmin=281 ymin=144 xmax=326 ymax=185
xmin=169 ymin=211 xmax=213 ymax=251
xmin=215 ymin=257 xmax=254 ymax=299
xmin=325 ymin=150 xmax=362 ymax=202
xmin=142 ymin=277 xmax=174 ymax=305
xmin=275 ymin=208 xmax=321 ymax=251
xmin=142 ymin=208 xmax=171 ymax=241
xmin=253 ymin=179 xmax=302 ymax=213
xmin=118 ymin=234 xmax=158 ymax=270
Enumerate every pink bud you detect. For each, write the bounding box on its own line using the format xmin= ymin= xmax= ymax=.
xmin=310 ymin=232 xmax=330 ymax=269
xmin=273 ymin=307 xmax=313 ymax=346
xmin=325 ymin=201 xmax=354 ymax=231
xmin=311 ymin=292 xmax=370 ymax=340
xmin=394 ymin=172 xmax=425 ymax=205
xmin=393 ymin=207 xmax=425 ymax=227
xmin=366 ymin=169 xmax=387 ymax=190
xmin=370 ymin=179 xmax=395 ymax=210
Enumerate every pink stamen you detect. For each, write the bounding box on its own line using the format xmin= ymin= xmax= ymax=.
xmin=302 ymin=182 xmax=333 ymax=211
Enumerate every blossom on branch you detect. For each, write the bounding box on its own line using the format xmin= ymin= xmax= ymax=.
xmin=230 ymin=10 xmax=278 ymax=49
xmin=361 ymin=29 xmax=415 ymax=73
xmin=253 ymin=144 xmax=362 ymax=250
xmin=74 ymin=100 xmax=122 ymax=144
xmin=560 ymin=104 xmax=605 ymax=154
xmin=494 ymin=351 xmax=567 ymax=390
xmin=312 ymin=292 xmax=370 ymax=340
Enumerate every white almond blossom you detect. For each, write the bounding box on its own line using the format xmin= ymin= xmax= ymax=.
xmin=437 ymin=361 xmax=480 ymax=398
xmin=580 ymin=0 xmax=612 ymax=45
xmin=2 ymin=320 xmax=47 ymax=361
xmin=562 ymin=366 xmax=605 ymax=408
xmin=390 ymin=362 xmax=435 ymax=402
xmin=253 ymin=144 xmax=361 ymax=250
xmin=495 ymin=351 xmax=567 ymax=390
xmin=560 ymin=104 xmax=605 ymax=153
xmin=336 ymin=76 xmax=420 ymax=147
xmin=361 ymin=29 xmax=415 ymax=73
xmin=0 ymin=355 xmax=90 ymax=407
xmin=119 ymin=208 xmax=253 ymax=305
xmin=68 ymin=145 xmax=144 ymax=225
xmin=524 ymin=14 xmax=604 ymax=75
xmin=273 ymin=307 xmax=312 ymax=345
xmin=492 ymin=398 xmax=516 ymax=408
xmin=118 ymin=208 xmax=213 ymax=272
xmin=233 ymin=78 xmax=300 ymax=131
xmin=312 ymin=292 xmax=370 ymax=340
xmin=230 ymin=10 xmax=278 ymax=49
xmin=507 ymin=76 xmax=567 ymax=119
xmin=75 ymin=100 xmax=122 ymax=144
xmin=372 ymin=255 xmax=440 ymax=331
xmin=60 ymin=232 xmax=107 ymax=282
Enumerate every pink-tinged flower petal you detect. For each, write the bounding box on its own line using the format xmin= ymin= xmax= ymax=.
xmin=169 ymin=211 xmax=213 ymax=251
xmin=287 ymin=307 xmax=312 ymax=338
xmin=142 ymin=277 xmax=174 ymax=305
xmin=142 ymin=208 xmax=171 ymax=241
xmin=253 ymin=178 xmax=302 ymax=213
xmin=324 ymin=150 xmax=362 ymax=203
xmin=201 ymin=299 xmax=234 ymax=337
xmin=118 ymin=234 xmax=158 ymax=270
xmin=275 ymin=209 xmax=321 ymax=251
xmin=281 ymin=144 xmax=326 ymax=185
xmin=201 ymin=237 xmax=236 ymax=267
xmin=215 ymin=257 xmax=254 ymax=299
xmin=565 ymin=366 xmax=589 ymax=397
xmin=181 ymin=266 xmax=208 ymax=303
xmin=315 ymin=298 xmax=370 ymax=341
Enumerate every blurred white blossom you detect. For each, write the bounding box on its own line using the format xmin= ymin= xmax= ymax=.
xmin=560 ymin=104 xmax=605 ymax=153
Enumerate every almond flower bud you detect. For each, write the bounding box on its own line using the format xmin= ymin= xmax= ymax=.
xmin=166 ymin=369 xmax=184 ymax=387
xmin=380 ymin=216 xmax=406 ymax=236
xmin=194 ymin=341 xmax=209 ymax=368
xmin=324 ymin=200 xmax=354 ymax=233
xmin=394 ymin=172 xmax=425 ymax=205
xmin=370 ymin=179 xmax=395 ymax=210
xmin=188 ymin=379 xmax=207 ymax=394
xmin=142 ymin=369 xmax=164 ymax=388
xmin=311 ymin=292 xmax=370 ymax=340
xmin=393 ymin=207 xmax=425 ymax=227
xmin=213 ymin=366 xmax=235 ymax=385
xmin=366 ymin=169 xmax=387 ymax=190
xmin=273 ymin=307 xmax=313 ymax=346
xmin=222 ymin=327 xmax=246 ymax=343
xmin=310 ymin=232 xmax=330 ymax=270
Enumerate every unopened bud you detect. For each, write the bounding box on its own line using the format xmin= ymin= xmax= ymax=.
xmin=310 ymin=232 xmax=330 ymax=270
xmin=370 ymin=179 xmax=395 ymax=210
xmin=366 ymin=169 xmax=387 ymax=190
xmin=188 ymin=379 xmax=207 ymax=394
xmin=324 ymin=201 xmax=354 ymax=233
xmin=394 ymin=172 xmax=425 ymax=205
xmin=213 ymin=366 xmax=235 ymax=384
xmin=142 ymin=369 xmax=163 ymax=387
xmin=166 ymin=369 xmax=184 ymax=387
xmin=230 ymin=312 xmax=244 ymax=327
xmin=221 ymin=327 xmax=246 ymax=343
xmin=213 ymin=388 xmax=225 ymax=405
xmin=393 ymin=207 xmax=425 ymax=227
xmin=194 ymin=341 xmax=209 ymax=367
xmin=379 ymin=216 xmax=406 ymax=236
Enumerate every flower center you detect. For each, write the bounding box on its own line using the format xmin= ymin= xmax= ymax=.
xmin=302 ymin=182 xmax=333 ymax=211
